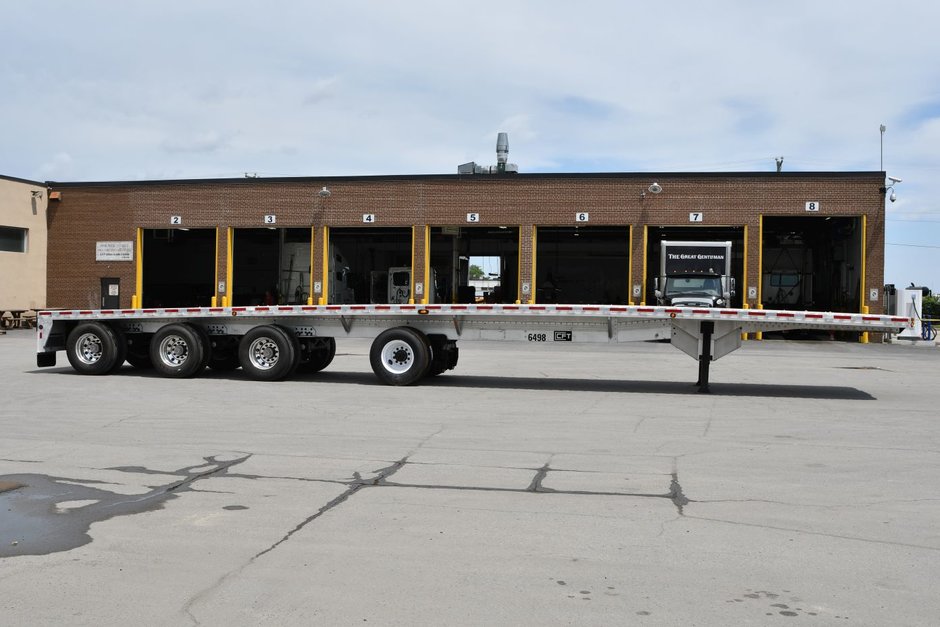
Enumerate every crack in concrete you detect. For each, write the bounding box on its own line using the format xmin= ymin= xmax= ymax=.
xmin=253 ymin=457 xmax=408 ymax=560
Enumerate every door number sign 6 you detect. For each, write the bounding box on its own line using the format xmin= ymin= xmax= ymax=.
xmin=576 ymin=212 xmax=589 ymax=222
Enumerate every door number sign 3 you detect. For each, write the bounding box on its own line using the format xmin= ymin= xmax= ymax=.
xmin=264 ymin=214 xmax=276 ymax=224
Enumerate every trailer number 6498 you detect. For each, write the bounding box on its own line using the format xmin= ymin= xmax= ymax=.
xmin=527 ymin=333 xmax=547 ymax=342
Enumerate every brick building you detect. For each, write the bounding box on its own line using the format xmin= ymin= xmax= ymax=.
xmin=44 ymin=171 xmax=887 ymax=315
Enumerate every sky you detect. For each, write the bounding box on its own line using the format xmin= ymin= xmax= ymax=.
xmin=2 ymin=1 xmax=938 ymax=291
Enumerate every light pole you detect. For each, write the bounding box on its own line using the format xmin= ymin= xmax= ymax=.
xmin=880 ymin=124 xmax=886 ymax=171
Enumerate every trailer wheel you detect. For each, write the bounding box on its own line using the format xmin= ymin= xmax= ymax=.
xmin=239 ymin=325 xmax=300 ymax=381
xmin=66 ymin=322 xmax=122 ymax=375
xmin=150 ymin=324 xmax=206 ymax=378
xmin=370 ymin=327 xmax=430 ymax=385
xmin=298 ymin=337 xmax=336 ymax=373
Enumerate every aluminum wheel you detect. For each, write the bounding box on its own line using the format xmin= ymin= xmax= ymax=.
xmin=74 ymin=332 xmax=104 ymax=365
xmin=157 ymin=334 xmax=191 ymax=368
xmin=247 ymin=336 xmax=281 ymax=370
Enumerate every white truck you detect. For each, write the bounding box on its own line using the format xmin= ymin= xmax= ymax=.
xmin=34 ymin=303 xmax=909 ymax=392
xmin=655 ymin=241 xmax=734 ymax=308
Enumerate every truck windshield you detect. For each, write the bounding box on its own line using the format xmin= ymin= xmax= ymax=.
xmin=664 ymin=276 xmax=721 ymax=298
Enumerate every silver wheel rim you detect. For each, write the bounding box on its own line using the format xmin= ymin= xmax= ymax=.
xmin=248 ymin=337 xmax=280 ymax=370
xmin=75 ymin=332 xmax=104 ymax=365
xmin=380 ymin=339 xmax=414 ymax=374
xmin=158 ymin=334 xmax=190 ymax=367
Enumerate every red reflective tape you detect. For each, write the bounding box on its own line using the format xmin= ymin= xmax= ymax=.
xmin=583 ymin=306 xmax=600 ymax=311
xmin=100 ymin=310 xmax=114 ymax=315
xmin=637 ymin=308 xmax=655 ymax=313
xmin=374 ymin=305 xmax=391 ymax=310
xmin=834 ymin=315 xmax=852 ymax=320
xmin=301 ymin=306 xmax=317 ymax=311
xmin=399 ymin=306 xmax=416 ymax=310
xmin=665 ymin=308 xmax=682 ymax=314
xmin=209 ymin=308 xmax=224 ymax=313
xmin=187 ymin=308 xmax=202 ymax=313
xmin=121 ymin=310 xmax=136 ymax=314
xmin=59 ymin=311 xmax=72 ymax=316
xmin=350 ymin=306 xmax=367 ymax=310
xmin=79 ymin=311 xmax=94 ymax=315
xmin=529 ymin=306 xmax=546 ymax=311
xmin=232 ymin=307 xmax=248 ymax=312
xmin=164 ymin=309 xmax=180 ymax=313
xmin=862 ymin=316 xmax=880 ymax=321
xmin=891 ymin=317 xmax=910 ymax=322
xmin=326 ymin=306 xmax=342 ymax=311
xmin=806 ymin=313 xmax=824 ymax=319
xmin=691 ymin=309 xmax=710 ymax=314
xmin=555 ymin=306 xmax=573 ymax=311
xmin=278 ymin=306 xmax=294 ymax=312
xmin=254 ymin=307 xmax=270 ymax=312
xmin=142 ymin=309 xmax=157 ymax=314
xmin=747 ymin=311 xmax=767 ymax=316
xmin=450 ymin=305 xmax=467 ymax=310
xmin=503 ymin=306 xmax=519 ymax=311
xmin=477 ymin=306 xmax=494 ymax=311
xmin=719 ymin=310 xmax=737 ymax=315
xmin=39 ymin=311 xmax=51 ymax=316
xmin=776 ymin=312 xmax=795 ymax=318
xmin=610 ymin=307 xmax=627 ymax=312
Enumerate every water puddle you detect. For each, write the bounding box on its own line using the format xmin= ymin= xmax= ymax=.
xmin=0 ymin=455 xmax=249 ymax=558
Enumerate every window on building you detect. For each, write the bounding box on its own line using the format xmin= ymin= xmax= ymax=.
xmin=0 ymin=226 xmax=28 ymax=253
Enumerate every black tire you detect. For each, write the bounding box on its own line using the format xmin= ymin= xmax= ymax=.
xmin=191 ymin=325 xmax=213 ymax=372
xmin=66 ymin=322 xmax=122 ymax=375
xmin=298 ymin=337 xmax=336 ymax=373
xmin=149 ymin=323 xmax=206 ymax=378
xmin=369 ymin=327 xmax=431 ymax=386
xmin=238 ymin=325 xmax=300 ymax=381
xmin=107 ymin=325 xmax=129 ymax=373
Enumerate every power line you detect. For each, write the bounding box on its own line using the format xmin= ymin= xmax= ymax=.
xmin=886 ymin=242 xmax=940 ymax=249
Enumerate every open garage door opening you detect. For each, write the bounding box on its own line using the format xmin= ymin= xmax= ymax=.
xmin=536 ymin=227 xmax=630 ymax=304
xmin=762 ymin=216 xmax=861 ymax=312
xmin=232 ymin=228 xmax=311 ymax=306
xmin=429 ymin=226 xmax=519 ymax=303
xmin=328 ymin=228 xmax=412 ymax=304
xmin=142 ymin=229 xmax=215 ymax=308
xmin=646 ymin=226 xmax=745 ymax=308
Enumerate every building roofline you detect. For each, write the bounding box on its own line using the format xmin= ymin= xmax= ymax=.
xmin=1 ymin=173 xmax=45 ymax=186
xmin=46 ymin=170 xmax=885 ymax=189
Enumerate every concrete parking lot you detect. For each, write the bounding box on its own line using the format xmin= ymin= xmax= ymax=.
xmin=1 ymin=327 xmax=938 ymax=626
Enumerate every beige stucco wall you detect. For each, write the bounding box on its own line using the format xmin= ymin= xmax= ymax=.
xmin=0 ymin=176 xmax=47 ymax=310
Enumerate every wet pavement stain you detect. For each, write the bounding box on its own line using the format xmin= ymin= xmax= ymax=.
xmin=732 ymin=590 xmax=824 ymax=619
xmin=0 ymin=455 xmax=250 ymax=558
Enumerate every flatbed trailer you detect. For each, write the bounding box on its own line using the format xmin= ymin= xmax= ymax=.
xmin=35 ymin=304 xmax=911 ymax=392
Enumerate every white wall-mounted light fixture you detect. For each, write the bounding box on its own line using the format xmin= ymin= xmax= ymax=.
xmin=318 ymin=186 xmax=331 ymax=198
xmin=648 ymin=182 xmax=663 ymax=194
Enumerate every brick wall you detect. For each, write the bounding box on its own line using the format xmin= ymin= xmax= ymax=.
xmin=46 ymin=172 xmax=886 ymax=312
